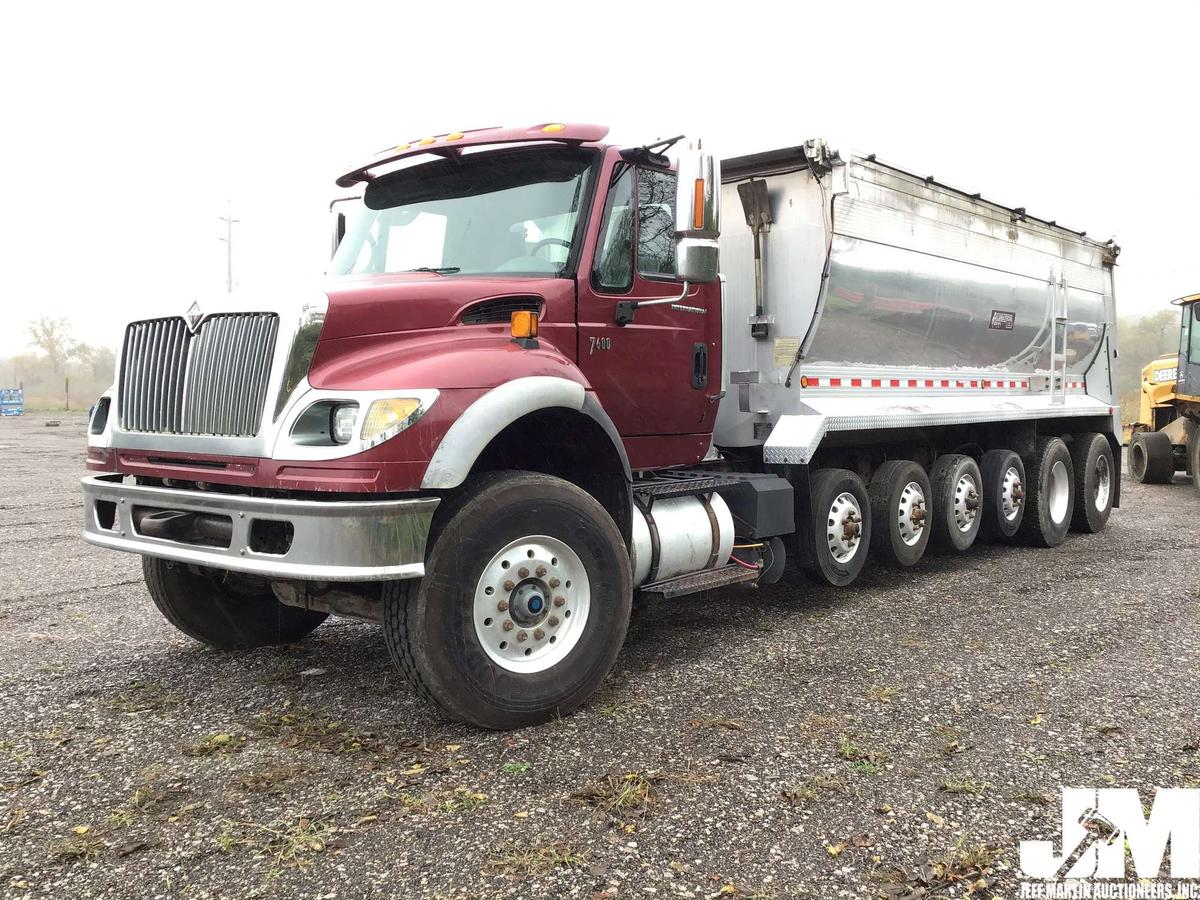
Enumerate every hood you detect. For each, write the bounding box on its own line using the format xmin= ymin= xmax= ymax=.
xmin=319 ymin=273 xmax=569 ymax=341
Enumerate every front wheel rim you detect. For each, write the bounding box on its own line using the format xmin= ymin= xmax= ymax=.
xmin=1094 ymin=454 xmax=1111 ymax=512
xmin=826 ymin=492 xmax=863 ymax=563
xmin=473 ymin=535 xmax=591 ymax=674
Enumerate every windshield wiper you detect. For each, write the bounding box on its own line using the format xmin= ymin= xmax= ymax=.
xmin=400 ymin=266 xmax=460 ymax=274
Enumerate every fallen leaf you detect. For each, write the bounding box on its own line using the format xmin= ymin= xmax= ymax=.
xmin=1028 ymin=714 xmax=1043 ymax=726
xmin=72 ymin=825 xmax=90 ymax=835
xmin=851 ymin=832 xmax=874 ymax=848
xmin=926 ymin=811 xmax=947 ymax=827
xmin=826 ymin=842 xmax=847 ymax=857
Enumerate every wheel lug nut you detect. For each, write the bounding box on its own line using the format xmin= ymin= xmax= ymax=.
xmin=516 ymin=631 xmax=528 ymax=643
xmin=553 ymin=596 xmax=566 ymax=607
xmin=548 ymin=616 xmax=559 ymax=627
xmin=534 ymin=628 xmax=545 ymax=640
xmin=536 ymin=565 xmax=547 ymax=577
xmin=548 ymin=577 xmax=560 ymax=588
xmin=518 ymin=567 xmax=529 ymax=578
xmin=497 ymin=601 xmax=509 ymax=612
xmin=502 ymin=620 xmax=514 ymax=632
xmin=503 ymin=580 xmax=515 ymax=591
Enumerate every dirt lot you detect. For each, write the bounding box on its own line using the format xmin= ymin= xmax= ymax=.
xmin=1 ymin=411 xmax=1198 ymax=899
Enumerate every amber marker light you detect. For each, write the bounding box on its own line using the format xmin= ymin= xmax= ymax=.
xmin=693 ymin=179 xmax=706 ymax=229
xmin=511 ymin=310 xmax=539 ymax=339
xmin=800 ymin=375 xmax=810 ymax=389
xmin=542 ymin=123 xmax=566 ymax=133
xmin=445 ymin=132 xmax=465 ymax=141
xmin=419 ymin=136 xmax=437 ymax=145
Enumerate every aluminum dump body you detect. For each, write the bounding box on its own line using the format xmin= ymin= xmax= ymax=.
xmin=713 ymin=142 xmax=1119 ymax=452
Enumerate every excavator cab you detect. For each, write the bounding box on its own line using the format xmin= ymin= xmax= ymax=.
xmin=1175 ymin=292 xmax=1200 ymax=401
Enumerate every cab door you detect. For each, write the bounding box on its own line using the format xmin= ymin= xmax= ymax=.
xmin=576 ymin=156 xmax=720 ymax=441
xmin=1180 ymin=300 xmax=1200 ymax=398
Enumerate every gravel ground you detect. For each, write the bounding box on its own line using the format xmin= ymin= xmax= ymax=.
xmin=1 ymin=411 xmax=1198 ymax=899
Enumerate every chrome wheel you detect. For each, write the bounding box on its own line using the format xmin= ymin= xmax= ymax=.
xmin=896 ymin=481 xmax=926 ymax=547
xmin=826 ymin=492 xmax=863 ymax=563
xmin=1001 ymin=466 xmax=1024 ymax=522
xmin=1047 ymin=460 xmax=1070 ymax=524
xmin=1093 ymin=453 xmax=1112 ymax=512
xmin=473 ymin=535 xmax=590 ymax=674
xmin=952 ymin=473 xmax=981 ymax=533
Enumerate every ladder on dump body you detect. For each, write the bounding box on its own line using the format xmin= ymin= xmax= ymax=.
xmin=1048 ymin=272 xmax=1069 ymax=405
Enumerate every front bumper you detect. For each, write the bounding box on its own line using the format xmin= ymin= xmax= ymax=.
xmin=81 ymin=474 xmax=438 ymax=581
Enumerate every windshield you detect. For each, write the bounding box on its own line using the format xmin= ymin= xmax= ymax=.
xmin=330 ymin=146 xmax=595 ymax=277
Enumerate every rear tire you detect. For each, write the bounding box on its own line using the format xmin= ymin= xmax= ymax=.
xmin=1018 ymin=437 xmax=1075 ymax=548
xmin=929 ymin=454 xmax=983 ymax=551
xmin=382 ymin=471 xmax=631 ymax=730
xmin=979 ymin=449 xmax=1025 ymax=540
xmin=798 ymin=468 xmax=871 ymax=587
xmin=142 ymin=557 xmax=327 ymax=650
xmin=1070 ymin=433 xmax=1115 ymax=533
xmin=868 ymin=460 xmax=930 ymax=567
xmin=1129 ymin=430 xmax=1174 ymax=484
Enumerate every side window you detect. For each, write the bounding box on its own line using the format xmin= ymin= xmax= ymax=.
xmin=637 ymin=168 xmax=677 ymax=278
xmin=1190 ymin=304 xmax=1200 ymax=361
xmin=592 ymin=166 xmax=634 ymax=292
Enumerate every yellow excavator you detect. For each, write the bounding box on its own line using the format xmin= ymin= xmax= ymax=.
xmin=1127 ymin=292 xmax=1200 ymax=489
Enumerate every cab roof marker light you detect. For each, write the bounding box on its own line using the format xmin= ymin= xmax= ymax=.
xmin=541 ymin=123 xmax=566 ymax=133
xmin=445 ymin=132 xmax=465 ymax=141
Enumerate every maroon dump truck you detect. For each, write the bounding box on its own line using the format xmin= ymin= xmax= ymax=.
xmin=84 ymin=123 xmax=1121 ymax=728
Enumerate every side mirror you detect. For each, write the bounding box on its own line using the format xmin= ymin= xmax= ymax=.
xmin=674 ymin=147 xmax=721 ymax=283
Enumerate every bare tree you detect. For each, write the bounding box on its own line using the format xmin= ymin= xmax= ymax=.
xmin=27 ymin=317 xmax=74 ymax=374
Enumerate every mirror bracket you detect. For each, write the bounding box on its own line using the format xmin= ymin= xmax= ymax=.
xmin=615 ymin=282 xmax=692 ymax=326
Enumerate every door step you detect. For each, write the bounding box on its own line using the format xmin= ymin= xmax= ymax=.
xmin=633 ymin=470 xmax=732 ymax=506
xmin=638 ymin=563 xmax=760 ymax=599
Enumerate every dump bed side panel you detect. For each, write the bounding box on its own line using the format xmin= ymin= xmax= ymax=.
xmin=809 ymin=159 xmax=1110 ymax=376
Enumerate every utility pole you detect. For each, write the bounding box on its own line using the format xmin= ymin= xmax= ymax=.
xmin=218 ymin=200 xmax=239 ymax=293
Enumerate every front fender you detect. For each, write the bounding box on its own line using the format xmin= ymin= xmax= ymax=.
xmin=421 ymin=376 xmax=587 ymax=489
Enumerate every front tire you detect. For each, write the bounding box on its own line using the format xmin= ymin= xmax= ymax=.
xmin=1070 ymin=433 xmax=1115 ymax=533
xmin=383 ymin=471 xmax=632 ymax=730
xmin=1129 ymin=430 xmax=1174 ymax=484
xmin=798 ymin=468 xmax=871 ymax=587
xmin=1018 ymin=437 xmax=1075 ymax=548
xmin=142 ymin=557 xmax=327 ymax=650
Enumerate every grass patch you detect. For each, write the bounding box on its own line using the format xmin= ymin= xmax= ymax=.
xmin=249 ymin=707 xmax=386 ymax=756
xmin=502 ymin=761 xmax=532 ymax=774
xmin=837 ymin=735 xmax=890 ymax=775
xmin=879 ymin=842 xmax=998 ymax=899
xmin=184 ymin=732 xmax=246 ymax=757
xmin=50 ymin=834 xmax=106 ymax=862
xmin=939 ymin=777 xmax=985 ymax=795
xmin=869 ymin=686 xmax=900 ymax=704
xmin=108 ymin=682 xmax=181 ymax=714
xmin=218 ymin=815 xmax=336 ymax=876
xmin=686 ymin=717 xmax=745 ymax=731
xmin=240 ymin=766 xmax=304 ymax=794
xmin=437 ymin=788 xmax=488 ymax=813
xmin=571 ymin=771 xmax=661 ymax=820
xmin=484 ymin=839 xmax=587 ymax=876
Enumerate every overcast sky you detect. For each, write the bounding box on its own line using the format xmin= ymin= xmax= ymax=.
xmin=2 ymin=1 xmax=1197 ymax=358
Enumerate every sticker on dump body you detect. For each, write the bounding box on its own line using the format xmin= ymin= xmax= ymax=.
xmin=773 ymin=336 xmax=801 ymax=368
xmin=989 ymin=310 xmax=1016 ymax=331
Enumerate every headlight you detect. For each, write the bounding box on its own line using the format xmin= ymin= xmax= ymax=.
xmin=330 ymin=403 xmax=358 ymax=444
xmin=361 ymin=398 xmax=423 ymax=445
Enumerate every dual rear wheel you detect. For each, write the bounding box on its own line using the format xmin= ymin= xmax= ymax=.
xmin=798 ymin=434 xmax=1115 ymax=587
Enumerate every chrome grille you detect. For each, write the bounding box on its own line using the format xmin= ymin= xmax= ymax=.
xmin=119 ymin=313 xmax=279 ymax=436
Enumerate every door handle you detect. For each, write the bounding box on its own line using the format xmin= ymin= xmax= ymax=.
xmin=692 ymin=343 xmax=708 ymax=390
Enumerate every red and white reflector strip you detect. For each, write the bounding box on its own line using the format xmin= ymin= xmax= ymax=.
xmin=798 ymin=375 xmax=1085 ymax=392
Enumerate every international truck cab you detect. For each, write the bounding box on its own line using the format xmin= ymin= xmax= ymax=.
xmin=84 ymin=123 xmax=1123 ymax=728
